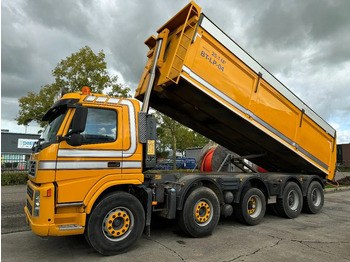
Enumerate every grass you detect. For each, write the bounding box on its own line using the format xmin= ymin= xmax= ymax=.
xmin=325 ymin=184 xmax=347 ymax=189
xmin=1 ymin=172 xmax=28 ymax=185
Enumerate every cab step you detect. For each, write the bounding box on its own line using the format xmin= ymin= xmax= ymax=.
xmin=58 ymin=224 xmax=83 ymax=231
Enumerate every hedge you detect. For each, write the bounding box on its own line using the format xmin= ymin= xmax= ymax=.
xmin=1 ymin=172 xmax=28 ymax=185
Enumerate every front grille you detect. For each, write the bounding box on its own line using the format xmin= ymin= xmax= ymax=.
xmin=27 ymin=199 xmax=32 ymax=215
xmin=27 ymin=185 xmax=34 ymax=200
xmin=28 ymin=160 xmax=37 ymax=177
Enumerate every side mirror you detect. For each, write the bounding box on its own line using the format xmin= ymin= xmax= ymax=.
xmin=71 ymin=107 xmax=88 ymax=133
xmin=59 ymin=106 xmax=87 ymax=146
xmin=68 ymin=133 xmax=83 ymax=146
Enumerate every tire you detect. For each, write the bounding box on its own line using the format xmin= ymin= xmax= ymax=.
xmin=84 ymin=214 xmax=92 ymax=248
xmin=85 ymin=191 xmax=145 ymax=255
xmin=178 ymin=187 xmax=220 ymax=237
xmin=234 ymin=187 xmax=266 ymax=226
xmin=303 ymin=181 xmax=324 ymax=214
xmin=276 ymin=182 xmax=303 ymax=219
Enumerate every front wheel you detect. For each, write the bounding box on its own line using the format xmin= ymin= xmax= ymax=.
xmin=178 ymin=187 xmax=220 ymax=237
xmin=234 ymin=187 xmax=266 ymax=225
xmin=85 ymin=191 xmax=145 ymax=255
xmin=303 ymin=181 xmax=324 ymax=214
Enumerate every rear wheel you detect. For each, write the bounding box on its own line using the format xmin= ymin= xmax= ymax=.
xmin=85 ymin=191 xmax=145 ymax=255
xmin=234 ymin=187 xmax=266 ymax=225
xmin=178 ymin=187 xmax=220 ymax=237
xmin=303 ymin=181 xmax=324 ymax=214
xmin=276 ymin=182 xmax=302 ymax=218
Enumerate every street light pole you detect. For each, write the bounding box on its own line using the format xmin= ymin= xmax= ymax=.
xmin=24 ymin=119 xmax=33 ymax=134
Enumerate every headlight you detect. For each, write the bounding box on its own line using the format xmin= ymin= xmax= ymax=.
xmin=34 ymin=191 xmax=40 ymax=217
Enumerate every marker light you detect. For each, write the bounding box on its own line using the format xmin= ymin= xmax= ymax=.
xmin=82 ymin=86 xmax=91 ymax=95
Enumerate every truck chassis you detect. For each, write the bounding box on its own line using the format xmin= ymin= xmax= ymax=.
xmin=82 ymin=171 xmax=325 ymax=254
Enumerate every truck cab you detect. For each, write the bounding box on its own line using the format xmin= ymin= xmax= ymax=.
xmin=25 ymin=89 xmax=146 ymax=237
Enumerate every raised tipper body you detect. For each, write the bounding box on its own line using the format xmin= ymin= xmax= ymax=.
xmin=136 ymin=1 xmax=336 ymax=180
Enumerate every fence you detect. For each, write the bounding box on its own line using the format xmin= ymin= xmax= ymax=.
xmin=1 ymin=153 xmax=30 ymax=172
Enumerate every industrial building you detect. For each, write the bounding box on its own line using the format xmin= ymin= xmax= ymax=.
xmin=337 ymin=143 xmax=350 ymax=167
xmin=1 ymin=130 xmax=40 ymax=171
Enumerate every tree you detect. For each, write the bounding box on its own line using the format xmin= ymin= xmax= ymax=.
xmin=156 ymin=113 xmax=181 ymax=169
xmin=17 ymin=84 xmax=58 ymax=127
xmin=16 ymin=46 xmax=130 ymax=127
xmin=156 ymin=112 xmax=210 ymax=169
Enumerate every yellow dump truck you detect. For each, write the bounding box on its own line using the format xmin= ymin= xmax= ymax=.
xmin=25 ymin=1 xmax=336 ymax=255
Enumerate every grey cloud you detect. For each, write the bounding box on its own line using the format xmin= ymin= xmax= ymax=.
xmin=23 ymin=0 xmax=93 ymax=39
xmin=1 ymin=98 xmax=20 ymax=122
xmin=2 ymin=43 xmax=34 ymax=77
xmin=310 ymin=34 xmax=350 ymax=65
xmin=100 ymin=1 xmax=191 ymax=86
xmin=238 ymin=0 xmax=350 ymax=68
xmin=301 ymin=0 xmax=350 ymax=41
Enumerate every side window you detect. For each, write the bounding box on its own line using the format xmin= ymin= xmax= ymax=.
xmin=81 ymin=107 xmax=117 ymax=144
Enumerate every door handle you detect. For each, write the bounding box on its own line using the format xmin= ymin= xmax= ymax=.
xmin=108 ymin=162 xmax=121 ymax=168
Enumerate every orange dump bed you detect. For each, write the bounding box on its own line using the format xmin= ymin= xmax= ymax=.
xmin=135 ymin=2 xmax=336 ymax=180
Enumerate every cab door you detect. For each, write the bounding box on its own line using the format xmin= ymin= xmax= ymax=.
xmin=56 ymin=105 xmax=124 ymax=203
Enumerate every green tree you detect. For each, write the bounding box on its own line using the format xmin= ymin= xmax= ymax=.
xmin=156 ymin=112 xmax=210 ymax=169
xmin=16 ymin=46 xmax=130 ymax=127
xmin=156 ymin=113 xmax=181 ymax=169
xmin=16 ymin=84 xmax=58 ymax=127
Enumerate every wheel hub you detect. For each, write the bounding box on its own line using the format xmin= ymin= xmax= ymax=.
xmin=248 ymin=197 xmax=256 ymax=214
xmin=106 ymin=210 xmax=130 ymax=237
xmin=289 ymin=194 xmax=295 ymax=207
xmin=311 ymin=188 xmax=321 ymax=206
xmin=287 ymin=190 xmax=299 ymax=210
xmin=195 ymin=201 xmax=210 ymax=223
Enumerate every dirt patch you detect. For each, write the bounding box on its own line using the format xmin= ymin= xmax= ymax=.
xmin=337 ymin=176 xmax=350 ymax=186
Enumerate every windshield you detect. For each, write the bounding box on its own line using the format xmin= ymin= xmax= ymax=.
xmin=40 ymin=108 xmax=67 ymax=143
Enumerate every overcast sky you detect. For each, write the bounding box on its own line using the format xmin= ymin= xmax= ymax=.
xmin=2 ymin=0 xmax=350 ymax=143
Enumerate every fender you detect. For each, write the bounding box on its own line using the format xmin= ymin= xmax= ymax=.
xmin=233 ymin=175 xmax=269 ymax=203
xmin=83 ymin=173 xmax=143 ymax=214
xmin=176 ymin=174 xmax=224 ymax=210
xmin=299 ymin=175 xmax=326 ymax=197
xmin=275 ymin=174 xmax=302 ymax=198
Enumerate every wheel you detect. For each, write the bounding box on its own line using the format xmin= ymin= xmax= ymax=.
xmin=178 ymin=187 xmax=220 ymax=237
xmin=275 ymin=182 xmax=303 ymax=218
xmin=85 ymin=191 xmax=145 ymax=255
xmin=303 ymin=181 xmax=324 ymax=214
xmin=234 ymin=187 xmax=266 ymax=225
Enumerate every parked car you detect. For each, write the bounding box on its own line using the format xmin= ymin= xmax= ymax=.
xmin=154 ymin=158 xmax=196 ymax=170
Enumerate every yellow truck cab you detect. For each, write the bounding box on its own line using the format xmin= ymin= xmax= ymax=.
xmin=25 ymin=1 xmax=336 ymax=256
xmin=25 ymin=89 xmax=147 ymax=237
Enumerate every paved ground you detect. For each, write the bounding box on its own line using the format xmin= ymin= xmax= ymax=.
xmin=1 ymin=185 xmax=28 ymax=234
xmin=1 ymin=183 xmax=350 ymax=261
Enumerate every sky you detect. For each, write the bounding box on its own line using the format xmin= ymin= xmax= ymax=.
xmin=1 ymin=0 xmax=350 ymax=143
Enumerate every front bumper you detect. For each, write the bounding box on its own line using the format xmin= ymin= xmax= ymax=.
xmin=25 ymin=180 xmax=85 ymax=236
xmin=25 ymin=205 xmax=50 ymax=236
